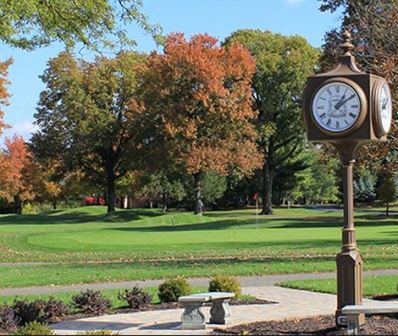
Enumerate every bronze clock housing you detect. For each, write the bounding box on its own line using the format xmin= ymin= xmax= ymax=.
xmin=303 ymin=43 xmax=390 ymax=144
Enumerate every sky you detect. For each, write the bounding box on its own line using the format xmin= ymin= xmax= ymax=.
xmin=0 ymin=0 xmax=342 ymax=143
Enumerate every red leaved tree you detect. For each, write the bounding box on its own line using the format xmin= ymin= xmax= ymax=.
xmin=0 ymin=58 xmax=12 ymax=135
xmin=137 ymin=33 xmax=261 ymax=214
xmin=0 ymin=135 xmax=35 ymax=213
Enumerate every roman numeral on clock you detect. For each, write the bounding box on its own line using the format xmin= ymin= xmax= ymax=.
xmin=326 ymin=118 xmax=332 ymax=126
xmin=349 ymin=112 xmax=356 ymax=118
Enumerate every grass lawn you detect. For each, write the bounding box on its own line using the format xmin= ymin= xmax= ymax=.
xmin=279 ymin=275 xmax=398 ymax=297
xmin=0 ymin=206 xmax=397 ymax=288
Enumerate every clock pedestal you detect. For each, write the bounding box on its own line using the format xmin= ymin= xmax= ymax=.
xmin=334 ymin=143 xmax=364 ymax=326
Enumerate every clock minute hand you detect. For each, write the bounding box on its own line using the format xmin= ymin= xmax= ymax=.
xmin=335 ymin=94 xmax=355 ymax=110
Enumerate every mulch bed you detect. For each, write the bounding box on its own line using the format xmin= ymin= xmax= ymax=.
xmin=214 ymin=315 xmax=398 ymax=335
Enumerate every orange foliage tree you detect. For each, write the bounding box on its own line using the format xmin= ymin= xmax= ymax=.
xmin=0 ymin=135 xmax=35 ymax=213
xmin=137 ymin=33 xmax=261 ymax=214
xmin=0 ymin=58 xmax=12 ymax=135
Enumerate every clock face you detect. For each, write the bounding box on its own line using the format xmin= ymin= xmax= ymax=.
xmin=312 ymin=82 xmax=362 ymax=133
xmin=379 ymin=83 xmax=392 ymax=134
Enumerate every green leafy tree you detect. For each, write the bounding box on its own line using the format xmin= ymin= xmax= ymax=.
xmin=199 ymin=171 xmax=227 ymax=207
xmin=0 ymin=0 xmax=162 ymax=50
xmin=31 ymin=51 xmax=146 ymax=212
xmin=378 ymin=177 xmax=397 ymax=216
xmin=139 ymin=172 xmax=187 ymax=211
xmin=224 ymin=30 xmax=319 ymax=214
xmin=319 ymin=0 xmax=398 ymax=169
xmin=292 ymin=146 xmax=340 ymax=205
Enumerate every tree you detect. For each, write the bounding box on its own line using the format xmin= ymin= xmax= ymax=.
xmin=0 ymin=135 xmax=35 ymax=213
xmin=139 ymin=171 xmax=187 ymax=211
xmin=378 ymin=177 xmax=397 ymax=217
xmin=319 ymin=1 xmax=398 ymax=170
xmin=224 ymin=30 xmax=319 ymax=214
xmin=31 ymin=51 xmax=146 ymax=213
xmin=137 ymin=33 xmax=261 ymax=214
xmin=0 ymin=0 xmax=162 ymax=50
xmin=0 ymin=58 xmax=12 ymax=135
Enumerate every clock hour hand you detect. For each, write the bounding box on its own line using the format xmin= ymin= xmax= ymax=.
xmin=382 ymin=97 xmax=389 ymax=109
xmin=334 ymin=94 xmax=355 ymax=110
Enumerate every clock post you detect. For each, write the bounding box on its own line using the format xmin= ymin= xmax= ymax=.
xmin=302 ymin=31 xmax=393 ymax=327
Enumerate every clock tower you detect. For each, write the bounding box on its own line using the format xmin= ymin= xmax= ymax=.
xmin=302 ymin=31 xmax=392 ymax=326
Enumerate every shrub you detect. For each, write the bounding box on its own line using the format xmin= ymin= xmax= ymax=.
xmin=118 ymin=286 xmax=152 ymax=309
xmin=0 ymin=305 xmax=19 ymax=332
xmin=208 ymin=275 xmax=241 ymax=297
xmin=12 ymin=321 xmax=55 ymax=335
xmin=72 ymin=290 xmax=111 ymax=315
xmin=12 ymin=300 xmax=45 ymax=325
xmin=42 ymin=299 xmax=69 ymax=321
xmin=158 ymin=276 xmax=192 ymax=303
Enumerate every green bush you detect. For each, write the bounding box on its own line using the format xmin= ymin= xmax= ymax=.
xmin=12 ymin=321 xmax=55 ymax=335
xmin=158 ymin=277 xmax=192 ymax=303
xmin=208 ymin=275 xmax=241 ymax=297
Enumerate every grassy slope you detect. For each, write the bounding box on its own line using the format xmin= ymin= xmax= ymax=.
xmin=279 ymin=275 xmax=398 ymax=297
xmin=0 ymin=206 xmax=397 ymax=288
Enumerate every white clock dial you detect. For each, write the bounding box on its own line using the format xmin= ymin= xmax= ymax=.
xmin=379 ymin=83 xmax=392 ymax=134
xmin=312 ymin=82 xmax=361 ymax=133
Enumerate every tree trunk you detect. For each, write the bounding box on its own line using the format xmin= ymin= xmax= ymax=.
xmin=193 ymin=173 xmax=203 ymax=215
xmin=386 ymin=202 xmax=389 ymax=217
xmin=261 ymin=161 xmax=273 ymax=215
xmin=107 ymin=175 xmax=116 ymax=213
xmin=51 ymin=199 xmax=57 ymax=210
xmin=13 ymin=195 xmax=22 ymax=215
xmin=162 ymin=192 xmax=168 ymax=213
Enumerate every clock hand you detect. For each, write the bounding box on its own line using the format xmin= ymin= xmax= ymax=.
xmin=335 ymin=94 xmax=355 ymax=110
xmin=382 ymin=97 xmax=389 ymax=109
xmin=334 ymin=95 xmax=346 ymax=110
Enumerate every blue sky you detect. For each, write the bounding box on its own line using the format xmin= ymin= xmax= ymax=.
xmin=0 ymin=0 xmax=342 ymax=143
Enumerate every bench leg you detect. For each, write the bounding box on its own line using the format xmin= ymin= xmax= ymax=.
xmin=346 ymin=315 xmax=360 ymax=336
xmin=180 ymin=302 xmax=206 ymax=330
xmin=209 ymin=299 xmax=232 ymax=324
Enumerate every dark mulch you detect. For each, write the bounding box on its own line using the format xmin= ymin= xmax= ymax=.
xmin=214 ymin=315 xmax=398 ymax=335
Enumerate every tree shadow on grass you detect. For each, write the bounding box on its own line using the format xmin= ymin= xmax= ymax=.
xmin=0 ymin=208 xmax=162 ymax=225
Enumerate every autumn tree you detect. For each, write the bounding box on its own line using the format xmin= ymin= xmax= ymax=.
xmin=31 ymin=51 xmax=146 ymax=213
xmin=0 ymin=58 xmax=12 ymax=135
xmin=0 ymin=135 xmax=35 ymax=213
xmin=224 ymin=30 xmax=319 ymax=214
xmin=0 ymin=0 xmax=162 ymax=50
xmin=319 ymin=1 xmax=398 ymax=171
xmin=137 ymin=33 xmax=261 ymax=214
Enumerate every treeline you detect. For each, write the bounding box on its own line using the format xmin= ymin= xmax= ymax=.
xmin=1 ymin=1 xmax=398 ymax=214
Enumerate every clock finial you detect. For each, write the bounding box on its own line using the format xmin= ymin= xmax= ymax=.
xmin=340 ymin=30 xmax=354 ymax=55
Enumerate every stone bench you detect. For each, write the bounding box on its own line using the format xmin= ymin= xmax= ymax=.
xmin=178 ymin=292 xmax=235 ymax=330
xmin=342 ymin=303 xmax=398 ymax=335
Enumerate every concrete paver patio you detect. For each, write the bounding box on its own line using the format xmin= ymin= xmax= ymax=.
xmin=51 ymin=286 xmax=379 ymax=335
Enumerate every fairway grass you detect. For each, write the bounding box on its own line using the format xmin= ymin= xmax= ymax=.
xmin=0 ymin=257 xmax=396 ymax=288
xmin=0 ymin=206 xmax=397 ymax=288
xmin=279 ymin=275 xmax=398 ymax=297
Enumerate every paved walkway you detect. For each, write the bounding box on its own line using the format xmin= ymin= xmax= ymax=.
xmin=2 ymin=269 xmax=398 ymax=296
xmin=51 ymin=286 xmax=380 ymax=335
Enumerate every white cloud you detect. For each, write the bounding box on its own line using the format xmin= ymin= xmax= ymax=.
xmin=0 ymin=121 xmax=38 ymax=144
